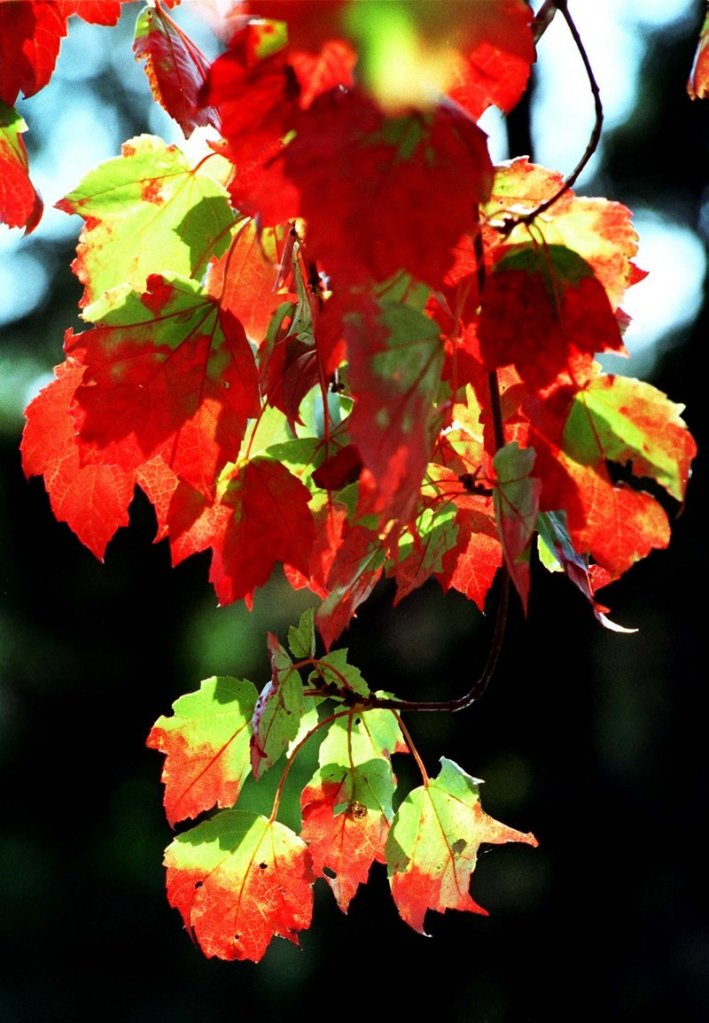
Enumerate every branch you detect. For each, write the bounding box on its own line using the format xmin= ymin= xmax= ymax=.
xmin=501 ymin=0 xmax=604 ymax=235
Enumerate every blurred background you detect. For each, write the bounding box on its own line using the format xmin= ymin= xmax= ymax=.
xmin=0 ymin=2 xmax=707 ymax=1020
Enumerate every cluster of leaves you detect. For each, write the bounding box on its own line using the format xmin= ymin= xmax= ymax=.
xmin=3 ymin=0 xmax=702 ymax=960
xmin=148 ymin=608 xmax=537 ymax=960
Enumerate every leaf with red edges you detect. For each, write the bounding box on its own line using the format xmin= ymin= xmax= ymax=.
xmin=301 ymin=707 xmax=403 ymax=912
xmin=21 ymin=362 xmax=134 ymax=560
xmin=66 ymin=273 xmax=259 ymax=495
xmin=57 ymin=135 xmax=234 ymax=310
xmin=147 ymin=676 xmax=258 ymax=827
xmin=250 ymin=635 xmax=305 ymax=779
xmin=483 ymin=159 xmax=643 ymax=311
xmin=133 ymin=3 xmax=218 ymax=137
xmin=0 ymin=101 xmax=42 ymax=232
xmin=386 ymin=757 xmax=537 ymax=935
xmin=165 ymin=809 xmax=315 ymax=961
xmin=563 ymin=375 xmax=696 ymax=502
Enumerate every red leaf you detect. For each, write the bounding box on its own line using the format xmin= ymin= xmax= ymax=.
xmin=133 ymin=3 xmax=218 ymax=137
xmin=209 ymin=458 xmax=316 ymax=606
xmin=0 ymin=1 xmax=67 ymax=104
xmin=278 ymin=90 xmax=492 ymax=287
xmin=479 ymin=244 xmax=625 ymax=391
xmin=688 ymin=10 xmax=709 ymax=99
xmin=66 ymin=274 xmax=260 ymax=494
xmin=21 ymin=362 xmax=134 ymax=559
xmin=165 ymin=810 xmax=315 ymax=962
xmin=0 ymin=101 xmax=43 ymax=232
xmin=446 ymin=0 xmax=535 ymax=119
xmin=0 ymin=0 xmax=127 ymax=105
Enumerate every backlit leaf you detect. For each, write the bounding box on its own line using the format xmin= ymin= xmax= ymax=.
xmin=250 ymin=634 xmax=306 ymax=778
xmin=165 ymin=809 xmax=315 ymax=961
xmin=387 ymin=757 xmax=537 ymax=934
xmin=66 ymin=273 xmax=260 ymax=494
xmin=56 ymin=135 xmax=234 ymax=309
xmin=147 ymin=676 xmax=258 ymax=827
xmin=133 ymin=3 xmax=218 ymax=137
xmin=0 ymin=100 xmax=43 ymax=232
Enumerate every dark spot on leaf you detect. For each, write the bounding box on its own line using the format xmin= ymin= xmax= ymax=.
xmin=259 ymin=862 xmax=268 ymax=870
xmin=323 ymin=867 xmax=337 ymax=879
xmin=194 ymin=880 xmax=203 ymax=889
xmin=348 ymin=801 xmax=367 ymax=820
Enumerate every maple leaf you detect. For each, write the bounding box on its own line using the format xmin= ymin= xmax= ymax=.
xmin=56 ymin=135 xmax=235 ymax=310
xmin=165 ymin=809 xmax=315 ymax=961
xmin=209 ymin=457 xmax=317 ymax=606
xmin=301 ymin=708 xmax=404 ymax=912
xmin=562 ymin=376 xmax=696 ymax=503
xmin=275 ymin=89 xmax=493 ymax=288
xmin=483 ymin=159 xmax=644 ymax=313
xmin=0 ymin=0 xmax=127 ymax=105
xmin=133 ymin=3 xmax=219 ymax=137
xmin=250 ymin=635 xmax=306 ymax=779
xmin=387 ymin=757 xmax=537 ymax=934
xmin=147 ymin=676 xmax=258 ymax=827
xmin=344 ymin=294 xmax=445 ymax=524
xmin=21 ymin=362 xmax=134 ymax=560
xmin=0 ymin=100 xmax=43 ymax=232
xmin=479 ymin=244 xmax=625 ymax=391
xmin=65 ymin=273 xmax=260 ymax=495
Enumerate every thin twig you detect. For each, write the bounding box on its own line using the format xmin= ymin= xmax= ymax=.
xmin=500 ymin=0 xmax=603 ymax=235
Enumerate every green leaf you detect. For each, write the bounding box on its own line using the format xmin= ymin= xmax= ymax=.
xmin=563 ymin=375 xmax=696 ymax=501
xmin=313 ymin=647 xmax=370 ymax=699
xmin=493 ymin=442 xmax=540 ymax=612
xmin=250 ymin=634 xmax=305 ymax=778
xmin=386 ymin=757 xmax=537 ymax=934
xmin=288 ymin=608 xmax=316 ymax=660
xmin=147 ymin=676 xmax=258 ymax=826
xmin=57 ymin=135 xmax=235 ymax=310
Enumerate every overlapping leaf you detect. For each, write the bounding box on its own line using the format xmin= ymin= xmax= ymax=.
xmin=65 ymin=273 xmax=260 ymax=494
xmin=301 ymin=708 xmax=404 ymax=911
xmin=56 ymin=135 xmax=235 ymax=309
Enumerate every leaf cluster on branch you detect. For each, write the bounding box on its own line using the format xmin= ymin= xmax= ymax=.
xmin=2 ymin=0 xmax=703 ymax=961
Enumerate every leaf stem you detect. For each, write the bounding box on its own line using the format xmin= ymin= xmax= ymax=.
xmin=268 ymin=708 xmax=351 ymax=823
xmin=394 ymin=712 xmax=430 ymax=786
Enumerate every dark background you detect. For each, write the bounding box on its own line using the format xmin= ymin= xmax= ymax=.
xmin=0 ymin=6 xmax=707 ymax=1021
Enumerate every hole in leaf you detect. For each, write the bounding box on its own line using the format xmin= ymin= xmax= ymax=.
xmin=259 ymin=862 xmax=268 ymax=870
xmin=323 ymin=867 xmax=337 ymax=879
xmin=194 ymin=880 xmax=203 ymax=889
